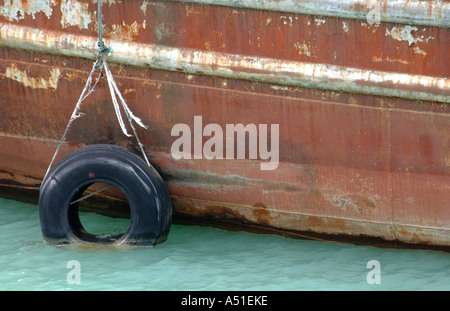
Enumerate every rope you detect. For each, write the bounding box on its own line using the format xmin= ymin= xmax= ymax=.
xmin=103 ymin=56 xmax=151 ymax=167
xmin=42 ymin=60 xmax=103 ymax=183
xmin=97 ymin=0 xmax=109 ymax=57
xmin=42 ymin=0 xmax=151 ymax=186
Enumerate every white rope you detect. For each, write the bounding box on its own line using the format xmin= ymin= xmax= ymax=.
xmin=42 ymin=0 xmax=151 ymax=186
xmin=42 ymin=60 xmax=104 ymax=183
xmin=102 ymin=55 xmax=151 ymax=167
xmin=103 ymin=56 xmax=148 ymax=137
xmin=42 ymin=56 xmax=152 ymax=185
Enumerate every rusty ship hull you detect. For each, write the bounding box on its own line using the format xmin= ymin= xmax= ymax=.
xmin=0 ymin=0 xmax=449 ymax=249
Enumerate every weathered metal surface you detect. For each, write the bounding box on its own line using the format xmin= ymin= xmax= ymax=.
xmin=0 ymin=0 xmax=448 ymax=249
xmin=1 ymin=1 xmax=449 ymax=77
xmin=175 ymin=0 xmax=450 ymax=28
xmin=0 ymin=22 xmax=449 ymax=103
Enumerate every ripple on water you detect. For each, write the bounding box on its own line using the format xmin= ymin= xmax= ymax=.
xmin=0 ymin=198 xmax=449 ymax=291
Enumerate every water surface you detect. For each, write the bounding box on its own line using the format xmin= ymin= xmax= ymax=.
xmin=0 ymin=198 xmax=448 ymax=291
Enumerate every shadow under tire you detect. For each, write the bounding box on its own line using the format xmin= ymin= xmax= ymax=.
xmin=39 ymin=144 xmax=172 ymax=246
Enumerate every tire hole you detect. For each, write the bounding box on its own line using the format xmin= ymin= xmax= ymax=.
xmin=70 ymin=182 xmax=131 ymax=244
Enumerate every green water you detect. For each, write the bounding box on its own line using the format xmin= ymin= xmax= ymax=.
xmin=0 ymin=197 xmax=449 ymax=291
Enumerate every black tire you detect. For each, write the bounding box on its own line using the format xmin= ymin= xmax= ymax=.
xmin=39 ymin=144 xmax=172 ymax=246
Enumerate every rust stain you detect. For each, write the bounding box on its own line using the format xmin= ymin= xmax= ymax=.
xmin=252 ymin=202 xmax=271 ymax=226
xmin=178 ymin=201 xmax=250 ymax=224
xmin=208 ymin=205 xmax=248 ymax=222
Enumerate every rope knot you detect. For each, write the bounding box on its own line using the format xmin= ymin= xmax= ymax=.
xmin=97 ymin=41 xmax=110 ymax=58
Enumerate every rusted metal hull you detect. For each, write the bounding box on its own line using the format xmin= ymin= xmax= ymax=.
xmin=0 ymin=0 xmax=448 ymax=249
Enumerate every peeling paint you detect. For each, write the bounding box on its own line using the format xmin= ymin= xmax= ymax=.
xmin=361 ymin=21 xmax=380 ymax=33
xmin=270 ymin=85 xmax=289 ymax=91
xmin=141 ymin=0 xmax=149 ymax=14
xmin=372 ymin=56 xmax=410 ymax=65
xmin=4 ymin=64 xmax=60 ymax=89
xmin=332 ymin=197 xmax=358 ymax=212
xmin=314 ymin=18 xmax=326 ymax=26
xmin=187 ymin=6 xmax=202 ymax=17
xmin=0 ymin=22 xmax=448 ymax=103
xmin=174 ymin=0 xmax=450 ymax=28
xmin=413 ymin=46 xmax=427 ymax=56
xmin=60 ymin=0 xmax=92 ymax=29
xmin=94 ymin=0 xmax=118 ymax=5
xmin=342 ymin=21 xmax=348 ymax=33
xmin=280 ymin=15 xmax=294 ymax=26
xmin=323 ymin=187 xmax=359 ymax=213
xmin=385 ymin=26 xmax=436 ymax=49
xmin=294 ymin=41 xmax=312 ymax=57
xmin=111 ymin=21 xmax=142 ymax=40
xmin=385 ymin=25 xmax=419 ymax=46
xmin=122 ymin=88 xmax=135 ymax=95
xmin=0 ymin=0 xmax=55 ymax=21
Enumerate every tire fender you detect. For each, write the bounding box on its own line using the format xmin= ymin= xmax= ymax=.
xmin=39 ymin=144 xmax=172 ymax=246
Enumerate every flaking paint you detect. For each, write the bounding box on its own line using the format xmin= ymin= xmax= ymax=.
xmin=174 ymin=0 xmax=450 ymax=28
xmin=0 ymin=22 xmax=448 ymax=103
xmin=60 ymin=0 xmax=91 ymax=29
xmin=0 ymin=0 xmax=56 ymax=21
xmin=3 ymin=63 xmax=60 ymax=89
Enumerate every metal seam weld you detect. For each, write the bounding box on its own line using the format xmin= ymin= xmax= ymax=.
xmin=0 ymin=22 xmax=448 ymax=104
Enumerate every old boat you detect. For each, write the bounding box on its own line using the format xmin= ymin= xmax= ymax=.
xmin=0 ymin=0 xmax=448 ymax=249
